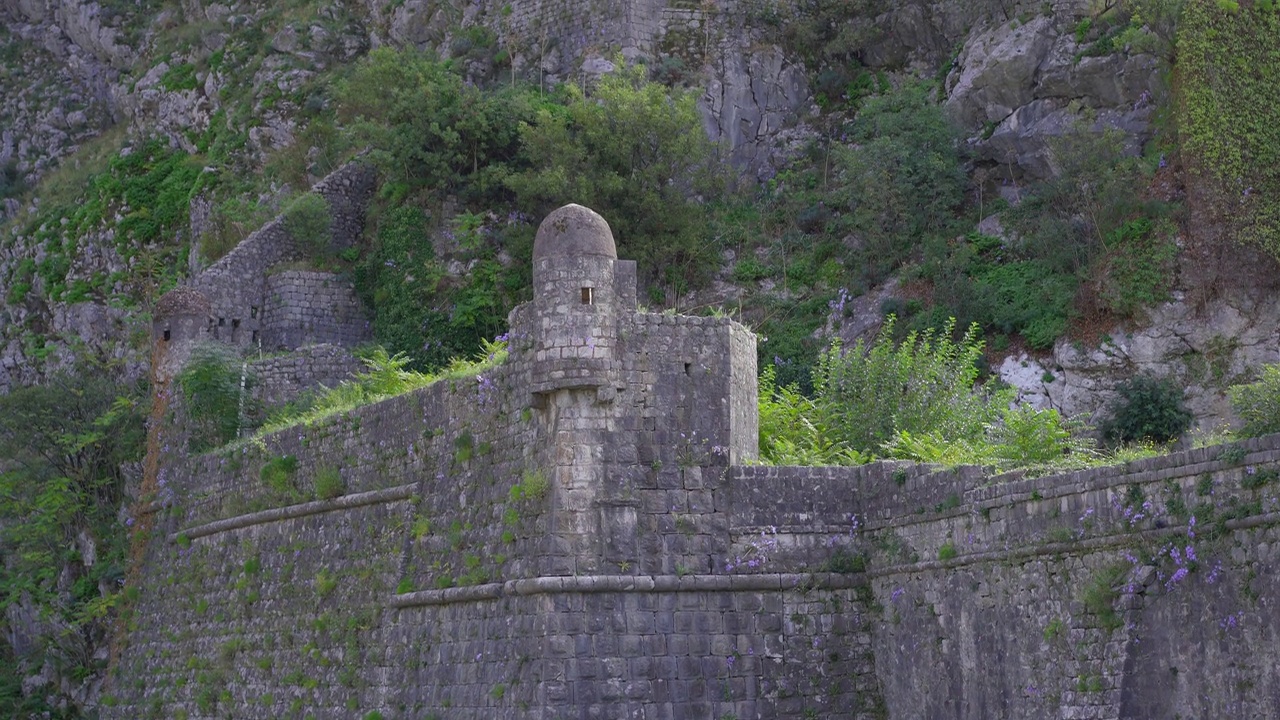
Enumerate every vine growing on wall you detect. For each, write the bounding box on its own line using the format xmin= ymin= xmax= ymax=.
xmin=1178 ymin=0 xmax=1280 ymax=258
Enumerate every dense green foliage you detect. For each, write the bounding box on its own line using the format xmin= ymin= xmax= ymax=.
xmin=1228 ymin=364 xmax=1280 ymax=438
xmin=257 ymin=341 xmax=507 ymax=438
xmin=508 ymin=63 xmax=727 ymax=290
xmin=331 ymin=50 xmax=728 ymax=367
xmin=178 ymin=344 xmax=253 ymax=452
xmin=756 ymin=317 xmax=1106 ymax=469
xmin=1100 ymin=374 xmax=1193 ymax=445
xmin=334 ymin=47 xmax=528 ymax=205
xmin=282 ymin=193 xmax=333 ymax=260
xmin=1179 ymin=0 xmax=1280 ymax=258
xmin=0 ymin=366 xmax=146 ymax=715
xmin=757 ymin=366 xmax=867 ymax=465
xmin=812 ymin=318 xmax=1000 ymax=454
xmin=830 ymin=85 xmax=966 ymax=287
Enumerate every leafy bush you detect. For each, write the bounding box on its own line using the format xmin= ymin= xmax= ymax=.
xmin=314 ymin=466 xmax=345 ymax=500
xmin=178 ymin=344 xmax=253 ymax=452
xmin=1100 ymin=374 xmax=1192 ymax=445
xmin=260 ymin=455 xmax=299 ymax=497
xmin=829 ymin=84 xmax=965 ymax=286
xmin=507 ymin=60 xmax=727 ymax=291
xmin=335 ymin=47 xmax=530 ymax=204
xmin=282 ymin=192 xmax=332 ymax=260
xmin=1229 ymin=364 xmax=1280 ymax=438
xmin=0 ymin=364 xmax=144 ymax=709
xmin=1095 ymin=218 xmax=1178 ymax=319
xmin=812 ymin=317 xmax=999 ymax=455
xmin=757 ymin=366 xmax=866 ymax=465
xmin=353 ymin=205 xmax=528 ymax=372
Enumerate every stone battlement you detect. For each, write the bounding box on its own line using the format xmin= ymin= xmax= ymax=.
xmin=108 ymin=205 xmax=1280 ymax=720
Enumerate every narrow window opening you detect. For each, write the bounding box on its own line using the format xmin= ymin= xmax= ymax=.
xmin=251 ymin=330 xmax=259 ymax=343
xmin=250 ymin=306 xmax=259 ymax=319
xmin=232 ymin=318 xmax=241 ymax=329
xmin=162 ymin=329 xmax=171 ymax=342
xmin=580 ymin=287 xmax=594 ymax=305
xmin=684 ymin=363 xmax=692 ymax=376
xmin=218 ymin=317 xmax=225 ymax=327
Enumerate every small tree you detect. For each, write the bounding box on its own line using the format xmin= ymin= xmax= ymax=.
xmin=178 ymin=344 xmax=253 ymax=451
xmin=1228 ymin=364 xmax=1280 ymax=438
xmin=506 ymin=60 xmax=728 ymax=291
xmin=1099 ymin=373 xmax=1192 ymax=445
xmin=811 ymin=316 xmax=1001 ymax=455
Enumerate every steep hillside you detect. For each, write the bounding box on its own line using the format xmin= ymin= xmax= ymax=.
xmin=1 ymin=0 xmax=1279 ymax=714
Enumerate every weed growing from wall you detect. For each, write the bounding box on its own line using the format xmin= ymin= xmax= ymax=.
xmin=179 ymin=343 xmax=254 ymax=452
xmin=1228 ymin=364 xmax=1280 ymax=438
xmin=314 ymin=466 xmax=345 ymax=501
xmin=260 ymin=455 xmax=300 ymax=497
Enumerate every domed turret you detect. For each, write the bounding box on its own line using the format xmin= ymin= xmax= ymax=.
xmin=532 ymin=203 xmax=618 ymax=261
xmin=528 ymin=204 xmax=633 ymax=395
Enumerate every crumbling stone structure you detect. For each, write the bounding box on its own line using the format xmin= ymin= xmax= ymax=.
xmin=153 ymin=162 xmax=376 ymax=405
xmin=112 ymin=205 xmax=1280 ymax=720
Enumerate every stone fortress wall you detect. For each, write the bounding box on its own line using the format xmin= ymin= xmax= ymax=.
xmin=112 ymin=205 xmax=1280 ymax=719
xmin=153 ymin=162 xmax=376 ymax=399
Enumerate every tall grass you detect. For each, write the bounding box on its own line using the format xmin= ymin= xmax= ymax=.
xmin=255 ymin=339 xmax=507 ymax=438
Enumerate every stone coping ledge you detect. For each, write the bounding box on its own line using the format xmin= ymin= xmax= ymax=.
xmin=870 ymin=510 xmax=1280 ymax=577
xmin=168 ymin=483 xmax=417 ymax=542
xmin=390 ymin=572 xmax=865 ymax=608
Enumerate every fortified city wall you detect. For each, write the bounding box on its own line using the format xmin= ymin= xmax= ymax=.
xmin=109 ymin=205 xmax=1280 ymax=720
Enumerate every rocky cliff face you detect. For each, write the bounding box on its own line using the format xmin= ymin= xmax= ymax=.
xmin=0 ymin=0 xmax=1258 ymax=422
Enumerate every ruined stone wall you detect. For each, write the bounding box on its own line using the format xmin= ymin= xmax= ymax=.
xmin=249 ymin=343 xmax=367 ymax=408
xmin=259 ymin=270 xmax=370 ymax=352
xmin=191 ymin=163 xmax=375 ymax=350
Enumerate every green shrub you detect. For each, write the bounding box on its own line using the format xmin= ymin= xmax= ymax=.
xmin=160 ymin=62 xmax=199 ymax=92
xmin=829 ymin=84 xmax=965 ymax=286
xmin=178 ymin=344 xmax=252 ymax=452
xmin=282 ymin=192 xmax=332 ymax=259
xmin=314 ymin=466 xmax=345 ymax=501
xmin=1080 ymin=563 xmax=1127 ymax=632
xmin=757 ymin=365 xmax=866 ymax=466
xmin=812 ymin=317 xmax=999 ymax=455
xmin=314 ymin=570 xmax=337 ymax=597
xmin=1229 ymin=364 xmax=1280 ymax=437
xmin=1100 ymin=374 xmax=1192 ymax=445
xmin=991 ymin=405 xmax=1075 ymax=465
xmin=507 ymin=60 xmax=727 ymax=291
xmin=508 ymin=469 xmax=550 ymax=503
xmin=260 ymin=455 xmax=299 ymax=495
xmin=1096 ymin=218 xmax=1178 ymax=318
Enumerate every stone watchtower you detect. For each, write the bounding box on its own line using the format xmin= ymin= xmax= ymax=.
xmin=152 ymin=287 xmax=212 ymax=385
xmin=511 ymin=203 xmax=758 ymax=575
xmin=527 ymin=203 xmax=638 ymax=397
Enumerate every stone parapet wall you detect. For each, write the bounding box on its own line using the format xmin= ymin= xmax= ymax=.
xmin=249 ymin=343 xmax=366 ymax=408
xmin=730 ymin=434 xmax=1280 ymax=719
xmin=260 ymin=271 xmax=370 ymax=352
